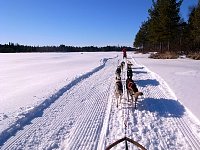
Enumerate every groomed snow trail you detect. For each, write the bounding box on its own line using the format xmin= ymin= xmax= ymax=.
xmin=0 ymin=58 xmax=117 ymax=150
xmin=105 ymin=55 xmax=200 ymax=150
xmin=1 ymin=54 xmax=200 ymax=150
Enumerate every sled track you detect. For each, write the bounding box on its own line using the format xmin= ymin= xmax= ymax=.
xmin=159 ymin=79 xmax=200 ymax=150
xmin=133 ymin=57 xmax=200 ymax=150
xmin=65 ymin=82 xmax=112 ymax=150
xmin=1 ymin=59 xmax=116 ymax=149
xmin=106 ymin=57 xmax=200 ymax=149
xmin=1 ymin=55 xmax=200 ymax=149
xmin=133 ymin=74 xmax=170 ymax=149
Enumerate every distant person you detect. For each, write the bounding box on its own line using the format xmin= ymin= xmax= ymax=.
xmin=122 ymin=48 xmax=127 ymax=59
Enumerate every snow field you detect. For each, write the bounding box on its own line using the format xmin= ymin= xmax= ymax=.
xmin=0 ymin=52 xmax=200 ymax=149
xmin=1 ymin=55 xmax=117 ymax=149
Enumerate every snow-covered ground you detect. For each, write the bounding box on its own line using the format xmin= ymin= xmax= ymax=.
xmin=0 ymin=52 xmax=117 ymax=132
xmin=0 ymin=52 xmax=200 ymax=149
xmin=133 ymin=53 xmax=200 ymax=122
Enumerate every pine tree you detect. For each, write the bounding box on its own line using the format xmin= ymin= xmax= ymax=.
xmin=189 ymin=1 xmax=200 ymax=51
xmin=134 ymin=20 xmax=150 ymax=51
xmin=147 ymin=0 xmax=183 ymax=52
xmin=148 ymin=0 xmax=161 ymax=50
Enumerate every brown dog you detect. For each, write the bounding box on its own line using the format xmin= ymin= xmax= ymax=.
xmin=126 ymin=78 xmax=143 ymax=108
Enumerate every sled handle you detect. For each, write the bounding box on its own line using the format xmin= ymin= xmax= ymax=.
xmin=105 ymin=137 xmax=146 ymax=150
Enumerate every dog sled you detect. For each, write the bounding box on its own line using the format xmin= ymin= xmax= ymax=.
xmin=105 ymin=112 xmax=146 ymax=150
xmin=105 ymin=136 xmax=146 ymax=150
xmin=108 ymin=55 xmax=146 ymax=149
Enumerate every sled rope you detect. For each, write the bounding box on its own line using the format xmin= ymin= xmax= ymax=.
xmin=106 ymin=57 xmax=146 ymax=150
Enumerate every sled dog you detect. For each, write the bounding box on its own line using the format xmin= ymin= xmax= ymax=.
xmin=126 ymin=78 xmax=143 ymax=108
xmin=115 ymin=79 xmax=123 ymax=107
xmin=121 ymin=61 xmax=125 ymax=71
xmin=115 ymin=66 xmax=121 ymax=80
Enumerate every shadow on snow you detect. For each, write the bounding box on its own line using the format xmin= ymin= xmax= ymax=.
xmin=119 ymin=97 xmax=185 ymax=118
xmin=137 ymin=98 xmax=185 ymax=118
xmin=133 ymin=71 xmax=147 ymax=74
xmin=135 ymin=79 xmax=160 ymax=87
xmin=132 ymin=67 xmax=144 ymax=70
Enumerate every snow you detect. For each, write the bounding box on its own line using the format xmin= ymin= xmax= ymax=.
xmin=0 ymin=52 xmax=200 ymax=149
xmin=133 ymin=53 xmax=200 ymax=122
xmin=0 ymin=52 xmax=110 ymax=112
xmin=0 ymin=52 xmax=116 ymax=135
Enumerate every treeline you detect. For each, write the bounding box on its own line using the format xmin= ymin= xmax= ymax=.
xmin=0 ymin=43 xmax=134 ymax=53
xmin=134 ymin=0 xmax=200 ymax=55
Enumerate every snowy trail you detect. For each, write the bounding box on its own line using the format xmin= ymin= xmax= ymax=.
xmin=1 ymin=54 xmax=200 ymax=150
xmin=0 ymin=57 xmax=117 ymax=149
xmin=105 ymin=56 xmax=200 ymax=150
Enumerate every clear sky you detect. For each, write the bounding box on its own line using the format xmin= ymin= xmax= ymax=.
xmin=0 ymin=0 xmax=198 ymax=47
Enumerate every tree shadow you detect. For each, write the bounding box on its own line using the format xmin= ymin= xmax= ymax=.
xmin=138 ymin=98 xmax=185 ymax=118
xmin=135 ymin=79 xmax=160 ymax=87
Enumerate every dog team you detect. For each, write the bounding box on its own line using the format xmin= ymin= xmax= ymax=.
xmin=114 ymin=54 xmax=143 ymax=108
xmin=114 ymin=62 xmax=124 ymax=107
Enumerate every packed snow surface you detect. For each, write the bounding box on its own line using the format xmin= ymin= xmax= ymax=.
xmin=133 ymin=53 xmax=200 ymax=121
xmin=0 ymin=52 xmax=200 ymax=149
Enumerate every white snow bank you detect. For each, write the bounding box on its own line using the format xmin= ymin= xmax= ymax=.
xmin=132 ymin=53 xmax=200 ymax=122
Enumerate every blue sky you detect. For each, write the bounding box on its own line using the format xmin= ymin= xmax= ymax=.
xmin=0 ymin=0 xmax=198 ymax=47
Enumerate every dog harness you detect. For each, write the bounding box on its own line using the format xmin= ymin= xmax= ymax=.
xmin=127 ymin=82 xmax=133 ymax=90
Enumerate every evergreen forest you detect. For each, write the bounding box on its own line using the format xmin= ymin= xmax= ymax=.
xmin=134 ymin=0 xmax=200 ymax=59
